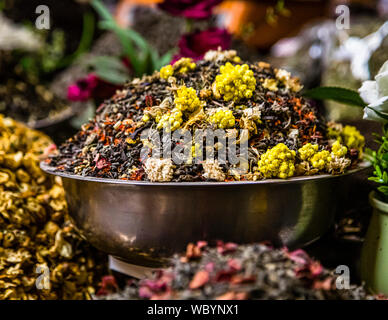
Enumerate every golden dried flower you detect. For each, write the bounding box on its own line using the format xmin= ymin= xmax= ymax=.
xmin=214 ymin=63 xmax=256 ymax=102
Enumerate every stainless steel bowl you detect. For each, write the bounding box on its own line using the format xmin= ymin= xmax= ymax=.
xmin=41 ymin=162 xmax=370 ymax=267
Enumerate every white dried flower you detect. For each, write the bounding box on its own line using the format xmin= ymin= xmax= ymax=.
xmin=327 ymin=155 xmax=351 ymax=174
xmin=144 ymin=158 xmax=175 ymax=182
xmin=202 ymin=159 xmax=225 ymax=181
xmin=0 ymin=13 xmax=42 ymax=51
xmin=204 ymin=49 xmax=239 ymax=63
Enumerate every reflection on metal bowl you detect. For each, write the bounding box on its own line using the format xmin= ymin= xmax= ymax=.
xmin=41 ymin=162 xmax=370 ymax=267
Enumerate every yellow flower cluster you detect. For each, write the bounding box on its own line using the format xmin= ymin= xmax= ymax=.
xmin=159 ymin=58 xmax=196 ymax=80
xmin=257 ymin=143 xmax=296 ymax=179
xmin=210 ymin=109 xmax=235 ymax=129
xmin=156 ymin=108 xmax=183 ymax=131
xmin=342 ymin=125 xmax=365 ymax=152
xmin=174 ymin=86 xmax=201 ymax=113
xmin=297 ymin=141 xmax=348 ymax=171
xmin=298 ymin=143 xmax=318 ymax=161
xmin=174 ymin=57 xmax=196 ymax=74
xmin=327 ymin=124 xmax=365 ymax=155
xmin=331 ymin=140 xmax=347 ymax=157
xmin=159 ymin=65 xmax=174 ymax=80
xmin=310 ymin=150 xmax=331 ymax=170
xmin=214 ymin=63 xmax=256 ymax=102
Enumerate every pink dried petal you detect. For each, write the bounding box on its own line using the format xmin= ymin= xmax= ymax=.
xmin=230 ymin=275 xmax=256 ymax=285
xmin=96 ymin=157 xmax=110 ymax=169
xmin=142 ymin=279 xmax=167 ymax=291
xmin=313 ymin=277 xmax=333 ymax=291
xmin=197 ymin=241 xmax=208 ymax=249
xmin=286 ymin=249 xmax=310 ymax=265
xmin=217 ymin=241 xmax=238 ymax=255
xmin=205 ymin=262 xmax=215 ymax=272
xmin=309 ymin=261 xmax=323 ymax=276
xmin=227 ymin=259 xmax=242 ymax=271
xmin=189 ymin=270 xmax=210 ymax=289
xmin=139 ymin=286 xmax=153 ymax=299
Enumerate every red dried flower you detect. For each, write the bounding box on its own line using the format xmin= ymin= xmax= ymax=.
xmin=158 ymin=0 xmax=223 ymax=20
xmin=96 ymin=275 xmax=118 ymax=296
xmin=67 ymin=73 xmax=120 ymax=102
xmin=67 ymin=74 xmax=98 ymax=102
xmin=173 ymin=28 xmax=231 ymax=62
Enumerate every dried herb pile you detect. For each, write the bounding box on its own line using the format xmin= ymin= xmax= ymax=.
xmin=0 ymin=51 xmax=71 ymax=128
xmin=97 ymin=242 xmax=374 ymax=300
xmin=48 ymin=49 xmax=364 ymax=182
xmin=0 ymin=115 xmax=106 ymax=299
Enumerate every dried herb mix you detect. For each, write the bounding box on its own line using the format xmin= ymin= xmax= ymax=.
xmin=48 ymin=50 xmax=365 ymax=181
xmin=0 ymin=115 xmax=106 ymax=299
xmin=97 ymin=242 xmax=375 ymax=300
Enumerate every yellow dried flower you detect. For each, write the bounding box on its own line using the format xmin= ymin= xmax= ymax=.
xmin=342 ymin=125 xmax=365 ymax=152
xmin=210 ymin=108 xmax=235 ymax=129
xmin=174 ymin=86 xmax=202 ymax=113
xmin=310 ymin=150 xmax=331 ymax=170
xmin=174 ymin=57 xmax=196 ymax=73
xmin=257 ymin=143 xmax=296 ymax=179
xmin=274 ymin=68 xmax=303 ymax=92
xmin=159 ymin=58 xmax=196 ymax=79
xmin=157 ymin=108 xmax=183 ymax=131
xmin=262 ymin=78 xmax=278 ymax=91
xmin=331 ymin=140 xmax=347 ymax=157
xmin=214 ymin=62 xmax=256 ymax=102
xmin=159 ymin=65 xmax=174 ymax=80
xmin=298 ymin=143 xmax=319 ymax=161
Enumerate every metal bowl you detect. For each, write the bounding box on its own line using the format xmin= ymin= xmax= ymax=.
xmin=41 ymin=162 xmax=370 ymax=267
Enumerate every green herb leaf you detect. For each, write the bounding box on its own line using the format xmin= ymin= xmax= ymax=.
xmin=303 ymin=87 xmax=365 ymax=107
xmin=378 ymin=186 xmax=388 ymax=195
xmin=88 ymin=56 xmax=129 ymax=85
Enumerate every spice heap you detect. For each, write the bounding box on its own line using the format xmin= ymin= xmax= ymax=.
xmin=97 ymin=242 xmax=374 ymax=300
xmin=48 ymin=49 xmax=365 ymax=182
xmin=0 ymin=115 xmax=106 ymax=299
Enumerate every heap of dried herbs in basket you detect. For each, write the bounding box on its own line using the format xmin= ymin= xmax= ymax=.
xmin=48 ymin=49 xmax=365 ymax=182
xmin=97 ymin=241 xmax=376 ymax=300
xmin=0 ymin=115 xmax=106 ymax=299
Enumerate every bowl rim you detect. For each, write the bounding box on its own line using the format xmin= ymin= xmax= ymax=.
xmin=40 ymin=160 xmax=371 ymax=187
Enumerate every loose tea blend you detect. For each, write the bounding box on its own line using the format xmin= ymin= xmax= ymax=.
xmin=0 ymin=115 xmax=106 ymax=299
xmin=48 ymin=49 xmax=365 ymax=181
xmin=97 ymin=242 xmax=375 ymax=300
